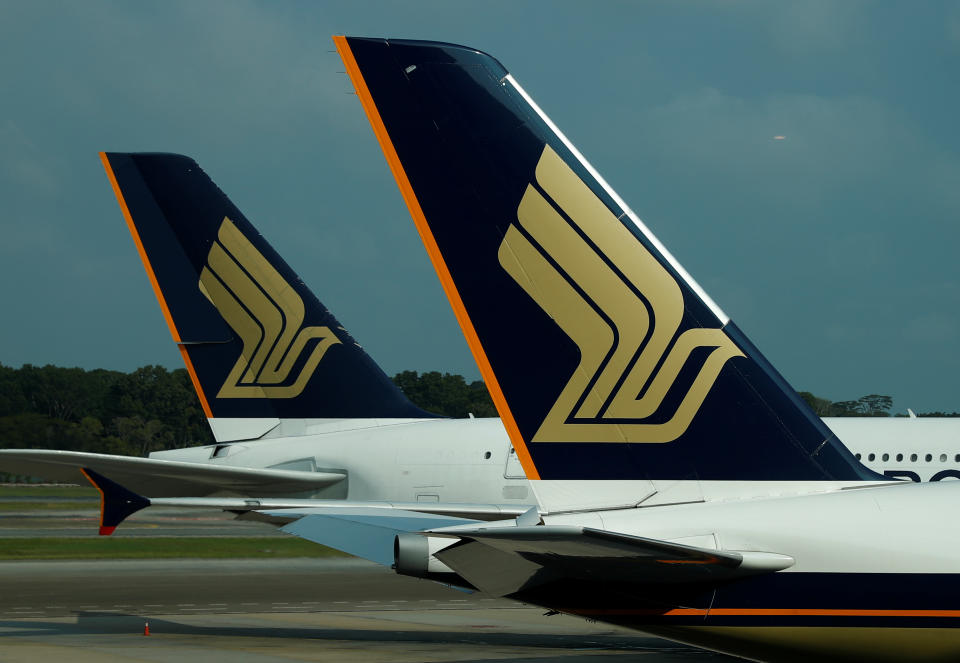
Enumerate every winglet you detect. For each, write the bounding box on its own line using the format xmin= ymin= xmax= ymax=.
xmin=80 ymin=468 xmax=151 ymax=535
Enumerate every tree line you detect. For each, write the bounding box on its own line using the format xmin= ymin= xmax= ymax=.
xmin=0 ymin=363 xmax=955 ymax=474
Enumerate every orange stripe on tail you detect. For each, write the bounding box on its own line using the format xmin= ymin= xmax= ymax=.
xmin=331 ymin=36 xmax=540 ymax=480
xmin=99 ymin=152 xmax=213 ymax=419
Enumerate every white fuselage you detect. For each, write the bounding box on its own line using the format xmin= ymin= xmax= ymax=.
xmin=151 ymin=416 xmax=960 ymax=504
xmin=529 ymin=479 xmax=960 ymax=661
xmin=151 ymin=417 xmax=531 ymax=504
xmin=540 ymin=479 xmax=952 ymax=570
xmin=826 ymin=417 xmax=960 ymax=482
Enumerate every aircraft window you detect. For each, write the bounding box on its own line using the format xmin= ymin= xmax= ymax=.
xmin=855 ymin=453 xmax=861 ymax=460
xmin=484 ymin=451 xmax=492 ymax=459
xmin=925 ymin=454 xmax=933 ymax=462
xmin=955 ymin=454 xmax=960 ymax=463
xmin=911 ymin=454 xmax=918 ymax=462
xmin=868 ymin=453 xmax=875 ymax=461
xmin=896 ymin=453 xmax=903 ymax=462
xmin=881 ymin=453 xmax=889 ymax=462
xmin=941 ymin=454 xmax=948 ymax=462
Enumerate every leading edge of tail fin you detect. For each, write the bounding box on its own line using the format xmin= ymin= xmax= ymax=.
xmin=100 ymin=152 xmax=436 ymax=424
xmin=334 ymin=36 xmax=883 ymax=482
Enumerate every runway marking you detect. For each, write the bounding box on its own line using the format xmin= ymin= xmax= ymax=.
xmin=271 ymin=602 xmax=289 ymax=605
xmin=240 ymin=602 xmax=259 ymax=606
xmin=209 ymin=603 xmax=227 ymax=606
xmin=391 ymin=600 xmax=408 ymax=603
xmin=177 ymin=604 xmax=196 ymax=607
xmin=333 ymin=601 xmax=348 ymax=604
xmin=144 ymin=604 xmax=164 ymax=607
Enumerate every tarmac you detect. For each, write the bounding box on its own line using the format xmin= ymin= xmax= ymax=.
xmin=0 ymin=501 xmax=736 ymax=661
xmin=0 ymin=557 xmax=736 ymax=662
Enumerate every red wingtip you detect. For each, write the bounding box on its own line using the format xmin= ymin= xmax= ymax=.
xmin=99 ymin=525 xmax=116 ymax=536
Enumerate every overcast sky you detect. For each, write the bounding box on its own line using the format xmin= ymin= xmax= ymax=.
xmin=1 ymin=1 xmax=957 ymax=413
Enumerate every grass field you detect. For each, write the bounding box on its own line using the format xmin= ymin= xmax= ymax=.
xmin=0 ymin=485 xmax=98 ymax=498
xmin=0 ymin=500 xmax=97 ymax=511
xmin=0 ymin=537 xmax=348 ymax=560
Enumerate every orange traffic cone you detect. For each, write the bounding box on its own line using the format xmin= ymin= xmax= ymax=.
xmin=144 ymin=621 xmax=150 ymax=636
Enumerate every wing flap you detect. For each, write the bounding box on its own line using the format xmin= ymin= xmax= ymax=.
xmin=431 ymin=525 xmax=793 ymax=596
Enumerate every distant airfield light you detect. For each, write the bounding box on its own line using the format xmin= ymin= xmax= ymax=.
xmin=773 ymin=135 xmax=786 ymax=140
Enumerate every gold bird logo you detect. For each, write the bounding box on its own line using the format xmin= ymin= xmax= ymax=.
xmin=498 ymin=145 xmax=743 ymax=443
xmin=198 ymin=217 xmax=340 ymax=399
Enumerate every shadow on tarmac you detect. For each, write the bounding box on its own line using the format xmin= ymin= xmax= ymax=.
xmin=0 ymin=611 xmax=732 ymax=659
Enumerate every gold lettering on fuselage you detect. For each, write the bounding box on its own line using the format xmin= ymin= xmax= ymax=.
xmin=199 ymin=217 xmax=340 ymax=399
xmin=498 ymin=145 xmax=743 ymax=442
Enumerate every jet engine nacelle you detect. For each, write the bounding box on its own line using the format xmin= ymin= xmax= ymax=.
xmin=393 ymin=533 xmax=473 ymax=588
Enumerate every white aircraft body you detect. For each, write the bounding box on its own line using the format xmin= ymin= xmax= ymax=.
xmin=829 ymin=417 xmax=960 ymax=482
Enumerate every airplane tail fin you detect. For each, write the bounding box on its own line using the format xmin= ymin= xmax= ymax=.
xmin=333 ymin=36 xmax=882 ymax=482
xmin=100 ymin=152 xmax=436 ymax=441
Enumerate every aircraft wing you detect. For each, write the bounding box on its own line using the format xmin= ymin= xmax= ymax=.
xmin=79 ymin=470 xmax=791 ymax=600
xmin=0 ymin=449 xmax=345 ymax=497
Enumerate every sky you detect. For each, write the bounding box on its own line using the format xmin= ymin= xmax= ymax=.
xmin=1 ymin=1 xmax=958 ymax=413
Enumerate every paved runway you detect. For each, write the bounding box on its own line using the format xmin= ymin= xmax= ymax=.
xmin=1 ymin=558 xmax=737 ymax=662
xmin=0 ymin=558 xmax=498 ymax=618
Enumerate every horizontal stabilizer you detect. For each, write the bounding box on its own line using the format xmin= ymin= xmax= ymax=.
xmin=0 ymin=449 xmax=345 ymax=497
xmin=431 ymin=525 xmax=793 ymax=596
xmin=48 ymin=471 xmax=531 ymax=538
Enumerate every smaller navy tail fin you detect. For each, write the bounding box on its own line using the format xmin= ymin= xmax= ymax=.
xmin=334 ymin=36 xmax=883 ymax=483
xmin=100 ymin=152 xmax=435 ymax=440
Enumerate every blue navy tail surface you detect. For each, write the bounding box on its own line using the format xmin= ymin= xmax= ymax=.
xmin=334 ymin=36 xmax=882 ymax=482
xmin=101 ymin=152 xmax=434 ymax=422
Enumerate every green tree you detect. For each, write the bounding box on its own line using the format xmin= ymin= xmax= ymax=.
xmin=392 ymin=371 xmax=497 ymax=418
xmin=797 ymin=391 xmax=834 ymax=416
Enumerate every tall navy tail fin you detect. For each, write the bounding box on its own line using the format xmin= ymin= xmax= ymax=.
xmin=333 ymin=36 xmax=882 ymax=482
xmin=100 ymin=152 xmax=435 ymax=440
